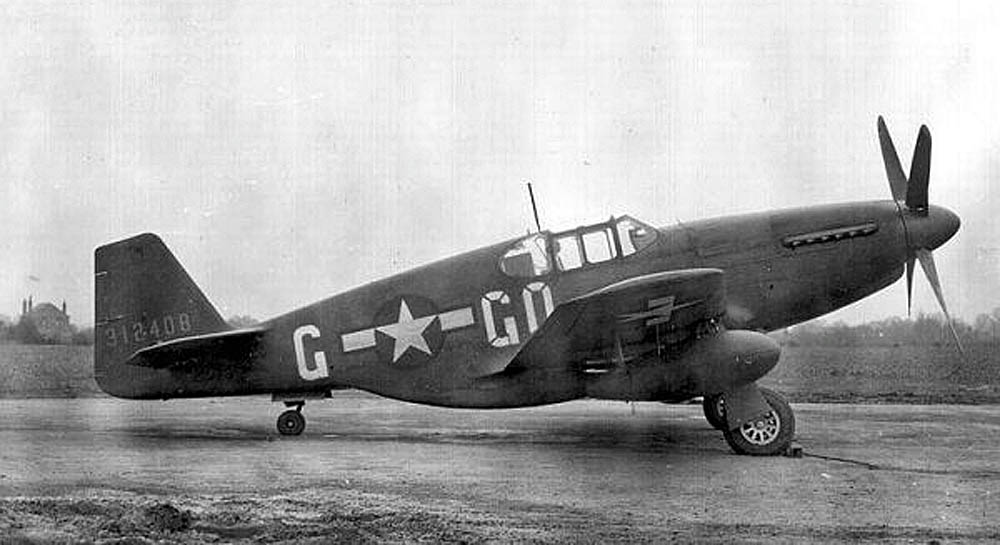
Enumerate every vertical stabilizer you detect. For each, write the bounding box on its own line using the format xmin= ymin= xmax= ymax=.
xmin=94 ymin=233 xmax=229 ymax=396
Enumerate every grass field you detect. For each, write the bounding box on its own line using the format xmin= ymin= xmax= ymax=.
xmin=1 ymin=342 xmax=997 ymax=403
xmin=0 ymin=345 xmax=99 ymax=398
xmin=763 ymin=342 xmax=1000 ymax=404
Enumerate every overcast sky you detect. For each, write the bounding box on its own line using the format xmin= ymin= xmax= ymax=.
xmin=2 ymin=1 xmax=998 ymax=326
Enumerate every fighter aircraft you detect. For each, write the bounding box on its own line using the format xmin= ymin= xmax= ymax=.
xmin=94 ymin=117 xmax=960 ymax=455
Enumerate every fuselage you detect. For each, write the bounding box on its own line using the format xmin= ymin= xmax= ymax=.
xmin=97 ymin=199 xmax=959 ymax=407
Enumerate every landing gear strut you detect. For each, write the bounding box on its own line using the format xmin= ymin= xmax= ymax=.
xmin=722 ymin=387 xmax=795 ymax=456
xmin=277 ymin=402 xmax=306 ymax=436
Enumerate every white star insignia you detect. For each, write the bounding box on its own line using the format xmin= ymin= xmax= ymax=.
xmin=376 ymin=299 xmax=436 ymax=362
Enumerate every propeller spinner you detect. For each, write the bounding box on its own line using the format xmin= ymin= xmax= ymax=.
xmin=876 ymin=116 xmax=963 ymax=351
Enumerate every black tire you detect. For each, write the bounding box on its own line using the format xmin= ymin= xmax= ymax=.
xmin=723 ymin=388 xmax=795 ymax=456
xmin=702 ymin=394 xmax=727 ymax=430
xmin=277 ymin=409 xmax=306 ymax=436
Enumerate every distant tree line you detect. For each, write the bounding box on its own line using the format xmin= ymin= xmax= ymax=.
xmin=0 ymin=320 xmax=94 ymax=346
xmin=227 ymin=315 xmax=260 ymax=328
xmin=778 ymin=308 xmax=1000 ymax=347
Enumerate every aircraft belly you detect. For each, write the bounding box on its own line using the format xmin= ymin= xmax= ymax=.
xmin=317 ymin=340 xmax=579 ymax=408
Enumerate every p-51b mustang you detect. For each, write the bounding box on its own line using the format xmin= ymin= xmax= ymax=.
xmin=95 ymin=118 xmax=960 ymax=455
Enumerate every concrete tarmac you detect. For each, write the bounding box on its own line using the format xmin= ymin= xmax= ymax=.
xmin=1 ymin=394 xmax=998 ymax=543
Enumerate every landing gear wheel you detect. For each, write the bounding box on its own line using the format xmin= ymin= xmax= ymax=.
xmin=277 ymin=409 xmax=306 ymax=436
xmin=702 ymin=394 xmax=727 ymax=430
xmin=723 ymin=388 xmax=795 ymax=456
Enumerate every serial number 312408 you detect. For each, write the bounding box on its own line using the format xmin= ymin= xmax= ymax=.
xmin=105 ymin=312 xmax=192 ymax=347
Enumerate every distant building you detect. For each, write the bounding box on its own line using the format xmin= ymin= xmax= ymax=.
xmin=18 ymin=298 xmax=74 ymax=344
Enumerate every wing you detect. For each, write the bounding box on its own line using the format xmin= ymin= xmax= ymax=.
xmin=126 ymin=328 xmax=266 ymax=369
xmin=496 ymin=268 xmax=725 ymax=376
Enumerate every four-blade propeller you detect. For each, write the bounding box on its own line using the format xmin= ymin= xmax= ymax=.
xmin=876 ymin=116 xmax=963 ymax=353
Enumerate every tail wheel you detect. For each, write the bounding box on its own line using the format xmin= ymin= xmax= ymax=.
xmin=277 ymin=409 xmax=306 ymax=436
xmin=702 ymin=394 xmax=727 ymax=430
xmin=723 ymin=388 xmax=795 ymax=456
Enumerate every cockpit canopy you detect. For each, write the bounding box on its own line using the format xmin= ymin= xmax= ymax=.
xmin=499 ymin=215 xmax=658 ymax=278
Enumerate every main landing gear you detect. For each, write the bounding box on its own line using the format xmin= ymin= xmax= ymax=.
xmin=273 ymin=391 xmax=332 ymax=436
xmin=704 ymin=388 xmax=795 ymax=456
xmin=277 ymin=402 xmax=306 ymax=436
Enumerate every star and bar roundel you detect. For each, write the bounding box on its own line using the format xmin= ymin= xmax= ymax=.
xmin=340 ymin=295 xmax=475 ymax=366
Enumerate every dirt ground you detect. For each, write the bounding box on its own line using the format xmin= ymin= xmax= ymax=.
xmin=1 ymin=395 xmax=998 ymax=544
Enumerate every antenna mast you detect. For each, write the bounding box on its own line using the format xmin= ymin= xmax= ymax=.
xmin=526 ymin=182 xmax=542 ymax=232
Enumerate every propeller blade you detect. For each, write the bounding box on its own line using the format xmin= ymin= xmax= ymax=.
xmin=905 ymin=255 xmax=915 ymax=316
xmin=877 ymin=116 xmax=908 ymax=201
xmin=906 ymin=125 xmax=931 ymax=213
xmin=915 ymin=249 xmax=964 ymax=354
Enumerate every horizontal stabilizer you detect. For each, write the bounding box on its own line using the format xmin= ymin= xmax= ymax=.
xmin=126 ymin=328 xmax=266 ymax=369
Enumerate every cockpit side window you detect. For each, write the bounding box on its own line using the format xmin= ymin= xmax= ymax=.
xmin=582 ymin=228 xmax=615 ymax=264
xmin=499 ymin=233 xmax=552 ymax=277
xmin=615 ymin=216 xmax=657 ymax=256
xmin=554 ymin=234 xmax=583 ymax=271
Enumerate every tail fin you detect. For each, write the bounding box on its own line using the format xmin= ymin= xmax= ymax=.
xmin=94 ymin=233 xmax=229 ymax=396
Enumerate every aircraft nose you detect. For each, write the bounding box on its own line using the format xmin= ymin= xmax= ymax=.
xmin=909 ymin=205 xmax=960 ymax=250
xmin=933 ymin=205 xmax=961 ymax=249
